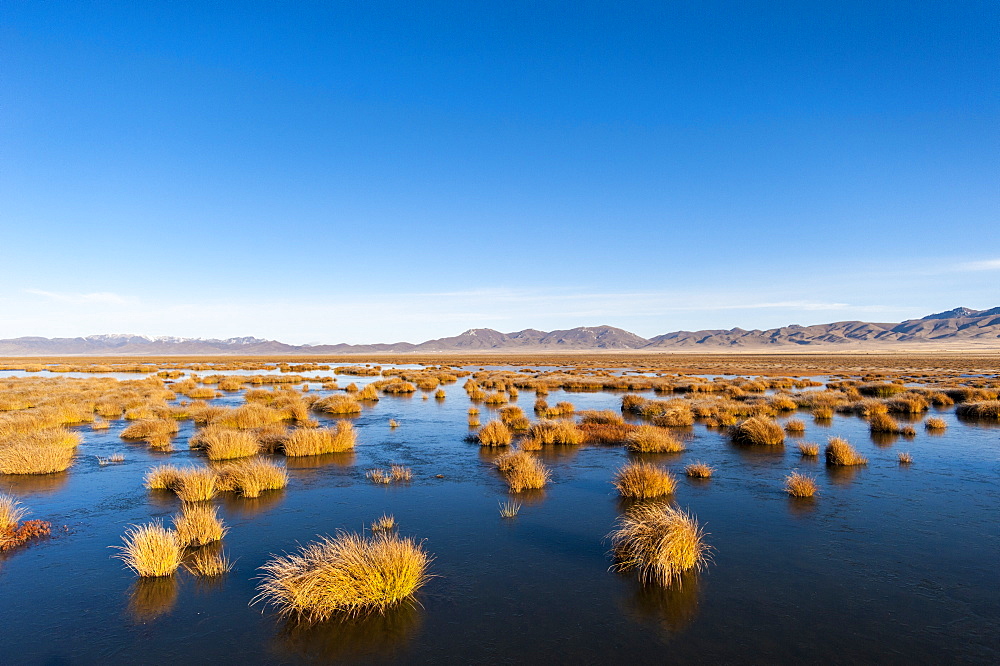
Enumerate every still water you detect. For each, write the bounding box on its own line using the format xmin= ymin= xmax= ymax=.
xmin=1 ymin=374 xmax=997 ymax=664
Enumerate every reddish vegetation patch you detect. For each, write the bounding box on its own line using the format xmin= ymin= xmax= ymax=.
xmin=0 ymin=520 xmax=52 ymax=553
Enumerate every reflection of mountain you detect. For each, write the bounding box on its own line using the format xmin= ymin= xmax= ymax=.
xmin=1 ymin=307 xmax=998 ymax=355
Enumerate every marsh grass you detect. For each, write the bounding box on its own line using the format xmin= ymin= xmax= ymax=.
xmin=784 ymin=472 xmax=818 ymax=497
xmin=924 ymin=417 xmax=947 ymax=430
xmin=0 ymin=428 xmax=80 ymax=475
xmin=728 ymin=417 xmax=785 ymax=446
xmin=613 ymin=461 xmax=677 ymax=499
xmin=173 ymin=504 xmax=227 ymax=547
xmin=477 ymin=421 xmax=512 ymax=447
xmin=115 ymin=521 xmax=183 ymax=577
xmin=609 ymin=502 xmax=709 ymax=586
xmin=494 ymin=450 xmax=550 ymax=492
xmin=898 ymin=451 xmax=913 ymax=465
xmin=184 ymin=548 xmax=233 ymax=576
xmin=371 ymin=514 xmax=396 ymax=532
xmin=192 ymin=426 xmax=260 ymax=461
xmin=498 ymin=501 xmax=521 ymax=518
xmin=625 ymin=426 xmax=684 ymax=453
xmin=825 ymin=437 xmax=868 ymax=466
xmin=255 ymin=531 xmax=432 ymax=621
xmin=684 ymin=462 xmax=714 ymax=479
xmin=284 ymin=422 xmax=355 ymax=457
xmin=797 ymin=442 xmax=820 ymax=457
xmin=783 ymin=419 xmax=806 ymax=433
xmin=216 ymin=458 xmax=288 ymax=498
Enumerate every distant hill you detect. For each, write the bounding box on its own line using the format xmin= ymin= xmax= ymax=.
xmin=0 ymin=307 xmax=998 ymax=355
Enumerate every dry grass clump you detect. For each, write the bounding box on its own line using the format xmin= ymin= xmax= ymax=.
xmin=191 ymin=426 xmax=260 ymax=460
xmin=494 ymin=450 xmax=550 ymax=492
xmin=578 ymin=410 xmax=626 ymax=426
xmin=173 ymin=504 xmax=227 ymax=547
xmin=578 ymin=422 xmax=638 ymax=444
xmin=609 ymin=502 xmax=709 ymax=586
xmin=115 ymin=522 xmax=183 ymax=577
xmin=477 ymin=420 xmax=513 ymax=447
xmin=255 ymin=531 xmax=431 ymax=621
xmin=216 ymin=457 xmax=288 ymax=498
xmin=955 ymin=401 xmax=1000 ymax=421
xmin=537 ymin=401 xmax=575 ymax=418
xmin=684 ymin=462 xmax=714 ymax=479
xmin=797 ymin=442 xmax=820 ymax=457
xmin=924 ymin=417 xmax=947 ymax=430
xmin=898 ymin=451 xmax=913 ymax=465
xmin=784 ymin=472 xmax=818 ymax=497
xmin=211 ymin=403 xmax=286 ymax=429
xmin=783 ymin=419 xmax=806 ymax=433
xmin=613 ymin=461 xmax=677 ymax=499
xmin=0 ymin=428 xmax=80 ymax=474
xmin=0 ymin=493 xmax=27 ymax=534
xmin=184 ymin=548 xmax=233 ymax=576
xmin=825 ymin=437 xmax=867 ymax=466
xmin=625 ymin=425 xmax=684 ymax=453
xmin=174 ymin=467 xmax=219 ymax=502
xmin=868 ymin=412 xmax=907 ymax=435
xmin=371 ymin=514 xmax=396 ymax=532
xmin=121 ymin=418 xmax=179 ymax=448
xmin=528 ymin=419 xmax=583 ymax=445
xmin=284 ymin=422 xmax=355 ymax=456
xmin=91 ymin=419 xmax=111 ymax=430
xmin=728 ymin=417 xmax=785 ymax=446
xmin=313 ymin=395 xmax=363 ymax=415
xmin=811 ymin=406 xmax=834 ymax=420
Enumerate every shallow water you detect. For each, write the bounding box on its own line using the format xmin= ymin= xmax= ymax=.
xmin=1 ymin=378 xmax=998 ymax=664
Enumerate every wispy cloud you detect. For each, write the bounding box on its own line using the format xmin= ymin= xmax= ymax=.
xmin=25 ymin=289 xmax=129 ymax=305
xmin=956 ymin=258 xmax=1000 ymax=272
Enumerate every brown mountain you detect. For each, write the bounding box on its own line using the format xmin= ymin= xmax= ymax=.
xmin=0 ymin=308 xmax=997 ymax=355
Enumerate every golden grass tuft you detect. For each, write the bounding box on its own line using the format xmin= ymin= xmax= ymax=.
xmin=728 ymin=417 xmax=785 ymax=446
xmin=0 ymin=493 xmax=27 ymax=535
xmin=313 ymin=395 xmax=363 ymax=415
xmin=216 ymin=457 xmax=288 ymax=498
xmin=868 ymin=412 xmax=906 ymax=434
xmin=255 ymin=531 xmax=431 ymax=621
xmin=613 ymin=461 xmax=677 ymax=499
xmin=494 ymin=450 xmax=550 ymax=492
xmin=172 ymin=504 xmax=227 ymax=547
xmin=609 ymin=502 xmax=709 ymax=586
xmin=924 ymin=417 xmax=947 ymax=430
xmin=625 ymin=425 xmax=684 ymax=453
xmin=783 ymin=418 xmax=806 ymax=433
xmin=184 ymin=548 xmax=233 ymax=576
xmin=784 ymin=472 xmax=818 ymax=497
xmin=797 ymin=442 xmax=820 ymax=457
xmin=390 ymin=465 xmax=412 ymax=482
xmin=0 ymin=428 xmax=80 ymax=475
xmin=284 ymin=422 xmax=355 ymax=456
xmin=825 ymin=437 xmax=867 ymax=466
xmin=477 ymin=420 xmax=512 ymax=447
xmin=371 ymin=514 xmax=396 ymax=532
xmin=955 ymin=400 xmax=1000 ymax=421
xmin=367 ymin=468 xmax=392 ymax=484
xmin=528 ymin=419 xmax=583 ymax=445
xmin=115 ymin=521 xmax=183 ymax=577
xmin=898 ymin=451 xmax=913 ymax=465
xmin=811 ymin=406 xmax=834 ymax=420
xmin=684 ymin=462 xmax=714 ymax=479
xmin=192 ymin=426 xmax=261 ymax=460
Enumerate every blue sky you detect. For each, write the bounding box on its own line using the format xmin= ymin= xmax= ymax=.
xmin=2 ymin=1 xmax=997 ymax=343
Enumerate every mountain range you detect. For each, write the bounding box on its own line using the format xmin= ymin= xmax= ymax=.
xmin=1 ymin=307 xmax=998 ymax=355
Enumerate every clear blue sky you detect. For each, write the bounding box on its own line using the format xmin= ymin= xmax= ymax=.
xmin=2 ymin=1 xmax=997 ymax=343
